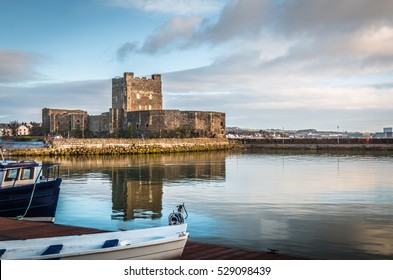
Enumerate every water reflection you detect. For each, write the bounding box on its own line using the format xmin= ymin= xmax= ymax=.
xmin=32 ymin=150 xmax=393 ymax=259
xmin=57 ymin=152 xmax=226 ymax=222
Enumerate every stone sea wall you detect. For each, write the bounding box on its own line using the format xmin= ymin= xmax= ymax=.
xmin=6 ymin=138 xmax=232 ymax=156
xmin=232 ymin=138 xmax=393 ymax=151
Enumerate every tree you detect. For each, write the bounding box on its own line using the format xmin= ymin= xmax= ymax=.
xmin=30 ymin=122 xmax=44 ymax=136
xmin=8 ymin=120 xmax=19 ymax=136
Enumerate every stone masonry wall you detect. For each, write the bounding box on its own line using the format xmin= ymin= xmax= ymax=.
xmin=125 ymin=110 xmax=226 ymax=138
xmin=111 ymin=72 xmax=162 ymax=133
xmin=42 ymin=108 xmax=88 ymax=135
xmin=6 ymin=137 xmax=231 ymax=156
xmin=125 ymin=72 xmax=162 ymax=111
xmin=51 ymin=138 xmax=229 ymax=149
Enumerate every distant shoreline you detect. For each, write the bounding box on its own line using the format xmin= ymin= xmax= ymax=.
xmin=233 ymin=138 xmax=393 ymax=152
xmin=239 ymin=143 xmax=393 ymax=152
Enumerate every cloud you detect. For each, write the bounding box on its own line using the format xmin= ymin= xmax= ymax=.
xmin=0 ymin=79 xmax=111 ymax=123
xmin=111 ymin=0 xmax=393 ymax=130
xmin=274 ymin=0 xmax=393 ymax=36
xmin=107 ymin=0 xmax=225 ymax=15
xmin=116 ymin=42 xmax=139 ymax=62
xmin=125 ymin=0 xmax=393 ymax=54
xmin=0 ymin=49 xmax=47 ymax=84
xmin=116 ymin=16 xmax=203 ymax=59
xmin=141 ymin=16 xmax=203 ymax=54
xmin=199 ymin=0 xmax=270 ymax=43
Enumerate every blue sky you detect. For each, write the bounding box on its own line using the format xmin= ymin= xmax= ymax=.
xmin=1 ymin=0 xmax=392 ymax=132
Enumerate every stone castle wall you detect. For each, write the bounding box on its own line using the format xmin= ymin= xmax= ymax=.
xmin=89 ymin=112 xmax=110 ymax=136
xmin=42 ymin=108 xmax=88 ymax=135
xmin=126 ymin=110 xmax=226 ymax=138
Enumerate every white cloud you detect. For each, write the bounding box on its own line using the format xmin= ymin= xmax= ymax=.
xmin=0 ymin=49 xmax=47 ymax=84
xmin=107 ymin=0 xmax=225 ymax=15
xmin=0 ymin=80 xmax=111 ymax=123
xmin=350 ymin=26 xmax=393 ymax=56
xmin=141 ymin=16 xmax=203 ymax=53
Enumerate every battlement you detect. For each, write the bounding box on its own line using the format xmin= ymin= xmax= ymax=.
xmin=122 ymin=72 xmax=161 ymax=81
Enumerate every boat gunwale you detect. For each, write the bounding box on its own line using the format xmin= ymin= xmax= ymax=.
xmin=0 ymin=224 xmax=188 ymax=260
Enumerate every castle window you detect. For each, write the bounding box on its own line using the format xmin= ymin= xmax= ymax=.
xmin=136 ymin=93 xmax=140 ymax=99
xmin=146 ymin=123 xmax=149 ymax=127
xmin=149 ymin=93 xmax=152 ymax=99
xmin=148 ymin=105 xmax=152 ymax=110
xmin=139 ymin=105 xmax=142 ymax=110
xmin=136 ymin=123 xmax=139 ymax=128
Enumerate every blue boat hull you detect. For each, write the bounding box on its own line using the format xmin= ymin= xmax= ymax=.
xmin=0 ymin=178 xmax=62 ymax=222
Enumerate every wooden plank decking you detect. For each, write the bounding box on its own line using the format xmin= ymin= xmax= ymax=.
xmin=0 ymin=217 xmax=305 ymax=260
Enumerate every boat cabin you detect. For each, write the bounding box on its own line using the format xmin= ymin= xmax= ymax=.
xmin=0 ymin=161 xmax=42 ymax=188
xmin=0 ymin=159 xmax=60 ymax=189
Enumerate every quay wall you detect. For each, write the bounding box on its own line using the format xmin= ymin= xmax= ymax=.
xmin=232 ymin=138 xmax=393 ymax=151
xmin=5 ymin=138 xmax=231 ymax=156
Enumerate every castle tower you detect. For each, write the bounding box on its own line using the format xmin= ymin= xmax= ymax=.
xmin=110 ymin=72 xmax=162 ymax=133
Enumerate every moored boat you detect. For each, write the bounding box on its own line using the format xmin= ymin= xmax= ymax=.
xmin=0 ymin=223 xmax=188 ymax=260
xmin=0 ymin=147 xmax=62 ymax=222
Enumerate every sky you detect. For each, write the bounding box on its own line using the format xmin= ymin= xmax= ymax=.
xmin=1 ymin=0 xmax=393 ymax=132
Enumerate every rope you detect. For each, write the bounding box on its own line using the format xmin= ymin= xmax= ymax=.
xmin=16 ymin=165 xmax=43 ymax=220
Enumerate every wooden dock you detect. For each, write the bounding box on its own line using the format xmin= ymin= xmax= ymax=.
xmin=0 ymin=217 xmax=305 ymax=260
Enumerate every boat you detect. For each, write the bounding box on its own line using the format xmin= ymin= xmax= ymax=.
xmin=0 ymin=208 xmax=189 ymax=260
xmin=0 ymin=147 xmax=62 ymax=222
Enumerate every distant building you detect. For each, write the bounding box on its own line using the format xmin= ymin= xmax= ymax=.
xmin=17 ymin=124 xmax=30 ymax=136
xmin=383 ymin=127 xmax=392 ymax=138
xmin=373 ymin=127 xmax=393 ymax=138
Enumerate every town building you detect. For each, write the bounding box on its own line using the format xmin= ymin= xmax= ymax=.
xmin=384 ymin=127 xmax=392 ymax=138
xmin=16 ymin=124 xmax=30 ymax=136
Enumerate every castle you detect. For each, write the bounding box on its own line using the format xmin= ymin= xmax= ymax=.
xmin=42 ymin=72 xmax=226 ymax=138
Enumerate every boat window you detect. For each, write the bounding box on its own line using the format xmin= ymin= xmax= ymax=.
xmin=20 ymin=168 xmax=34 ymax=180
xmin=4 ymin=169 xmax=18 ymax=181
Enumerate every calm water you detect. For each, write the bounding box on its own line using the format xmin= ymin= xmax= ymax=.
xmin=47 ymin=150 xmax=393 ymax=259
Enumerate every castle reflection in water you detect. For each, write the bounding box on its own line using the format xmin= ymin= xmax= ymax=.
xmin=56 ymin=152 xmax=227 ymax=221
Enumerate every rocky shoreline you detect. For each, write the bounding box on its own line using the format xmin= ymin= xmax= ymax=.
xmin=3 ymin=138 xmax=232 ymax=156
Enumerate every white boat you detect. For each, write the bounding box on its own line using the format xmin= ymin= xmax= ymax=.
xmin=0 ymin=223 xmax=188 ymax=260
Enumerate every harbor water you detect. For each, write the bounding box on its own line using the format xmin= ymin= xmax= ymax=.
xmin=50 ymin=150 xmax=393 ymax=259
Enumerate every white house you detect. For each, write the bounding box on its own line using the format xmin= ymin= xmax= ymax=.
xmin=17 ymin=124 xmax=30 ymax=136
